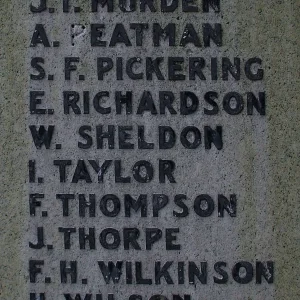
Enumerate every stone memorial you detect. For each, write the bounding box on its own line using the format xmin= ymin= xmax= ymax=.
xmin=0 ymin=0 xmax=299 ymax=299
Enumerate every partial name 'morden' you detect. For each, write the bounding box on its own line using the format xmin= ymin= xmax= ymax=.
xmin=30 ymin=0 xmax=221 ymax=14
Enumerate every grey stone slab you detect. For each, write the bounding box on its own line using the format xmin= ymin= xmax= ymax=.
xmin=0 ymin=1 xmax=299 ymax=299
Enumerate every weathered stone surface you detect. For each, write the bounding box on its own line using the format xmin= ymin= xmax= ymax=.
xmin=0 ymin=1 xmax=299 ymax=299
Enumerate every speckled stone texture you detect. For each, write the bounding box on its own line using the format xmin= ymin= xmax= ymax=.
xmin=0 ymin=1 xmax=299 ymax=299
